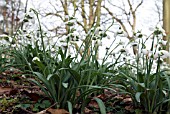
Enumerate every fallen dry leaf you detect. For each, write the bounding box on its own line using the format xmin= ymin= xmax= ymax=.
xmin=21 ymin=90 xmax=40 ymax=101
xmin=123 ymin=97 xmax=132 ymax=103
xmin=36 ymin=110 xmax=48 ymax=114
xmin=48 ymin=108 xmax=69 ymax=114
xmin=88 ymin=100 xmax=99 ymax=108
xmin=125 ymin=105 xmax=133 ymax=111
xmin=114 ymin=95 xmax=124 ymax=100
xmin=84 ymin=107 xmax=92 ymax=113
xmin=96 ymin=94 xmax=107 ymax=100
xmin=0 ymin=86 xmax=12 ymax=95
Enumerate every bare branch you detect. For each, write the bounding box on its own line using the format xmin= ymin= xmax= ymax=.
xmin=81 ymin=0 xmax=87 ymax=32
xmin=102 ymin=5 xmax=131 ymax=39
xmin=89 ymin=0 xmax=94 ymax=28
xmin=134 ymin=0 xmax=143 ymax=12
xmin=45 ymin=12 xmax=64 ymax=21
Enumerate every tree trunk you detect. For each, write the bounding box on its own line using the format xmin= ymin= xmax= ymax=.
xmin=163 ymin=0 xmax=170 ymax=63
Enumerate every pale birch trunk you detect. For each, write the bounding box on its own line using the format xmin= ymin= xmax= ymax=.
xmin=163 ymin=0 xmax=170 ymax=63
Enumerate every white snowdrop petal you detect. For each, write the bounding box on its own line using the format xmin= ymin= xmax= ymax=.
xmin=142 ymin=49 xmax=149 ymax=55
xmin=161 ymin=40 xmax=167 ymax=45
xmin=32 ymin=57 xmax=40 ymax=62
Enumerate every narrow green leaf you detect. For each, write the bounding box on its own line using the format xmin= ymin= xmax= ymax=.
xmin=29 ymin=79 xmax=50 ymax=98
xmin=59 ymin=68 xmax=81 ymax=83
xmin=94 ymin=97 xmax=106 ymax=114
xmin=33 ymin=72 xmax=50 ymax=88
xmin=67 ymin=101 xmax=73 ymax=114
xmin=34 ymin=60 xmax=46 ymax=72
xmin=135 ymin=92 xmax=143 ymax=102
xmin=47 ymin=74 xmax=53 ymax=80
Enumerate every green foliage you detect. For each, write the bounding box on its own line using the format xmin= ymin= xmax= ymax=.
xmin=0 ymin=46 xmax=12 ymax=72
xmin=2 ymin=9 xmax=170 ymax=114
xmin=15 ymin=99 xmax=51 ymax=112
xmin=0 ymin=97 xmax=19 ymax=112
xmin=116 ymin=33 xmax=170 ymax=113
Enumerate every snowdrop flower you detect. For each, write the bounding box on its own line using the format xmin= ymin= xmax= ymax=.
xmin=119 ymin=48 xmax=129 ymax=53
xmin=131 ymin=42 xmax=138 ymax=48
xmin=68 ymin=18 xmax=77 ymax=23
xmin=114 ymin=27 xmax=123 ymax=37
xmin=32 ymin=57 xmax=40 ymax=62
xmin=159 ymin=28 xmax=166 ymax=36
xmin=94 ymin=27 xmax=101 ymax=34
xmin=51 ymin=48 xmax=55 ymax=52
xmin=72 ymin=31 xmax=79 ymax=41
xmin=61 ymin=42 xmax=68 ymax=47
xmin=72 ymin=36 xmax=78 ymax=41
xmin=157 ymin=34 xmax=163 ymax=39
xmin=95 ymin=40 xmax=102 ymax=46
xmin=135 ymin=32 xmax=143 ymax=38
xmin=117 ymin=27 xmax=123 ymax=34
xmin=21 ymin=75 xmax=26 ymax=78
xmin=11 ymin=44 xmax=16 ymax=48
xmin=79 ymin=35 xmax=85 ymax=41
xmin=18 ymin=40 xmax=23 ymax=44
xmin=156 ymin=24 xmax=166 ymax=36
xmin=157 ymin=50 xmax=170 ymax=59
xmin=65 ymin=15 xmax=69 ymax=19
xmin=162 ymin=31 xmax=166 ymax=36
xmin=0 ymin=34 xmax=8 ymax=38
xmin=105 ymin=46 xmax=110 ymax=50
xmin=8 ymin=37 xmax=12 ymax=43
xmin=118 ymin=40 xmax=125 ymax=45
xmin=142 ymin=49 xmax=150 ymax=55
xmin=73 ymin=31 xmax=79 ymax=36
xmin=59 ymin=35 xmax=67 ymax=42
xmin=160 ymin=40 xmax=167 ymax=46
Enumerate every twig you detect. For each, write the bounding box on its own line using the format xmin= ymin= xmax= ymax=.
xmin=21 ymin=108 xmax=35 ymax=114
xmin=20 ymin=102 xmax=58 ymax=114
xmin=46 ymin=102 xmax=58 ymax=111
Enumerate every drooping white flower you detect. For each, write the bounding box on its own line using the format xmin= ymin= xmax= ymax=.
xmin=8 ymin=37 xmax=12 ymax=42
xmin=65 ymin=15 xmax=69 ymax=19
xmin=79 ymin=35 xmax=85 ymax=41
xmin=141 ymin=49 xmax=150 ymax=55
xmin=119 ymin=48 xmax=129 ymax=53
xmin=0 ymin=34 xmax=8 ymax=38
xmin=114 ymin=27 xmax=124 ymax=37
xmin=118 ymin=40 xmax=125 ymax=45
xmin=95 ymin=40 xmax=102 ymax=46
xmin=51 ymin=48 xmax=55 ymax=52
xmin=61 ymin=42 xmax=68 ymax=47
xmin=59 ymin=35 xmax=67 ymax=42
xmin=11 ymin=44 xmax=16 ymax=48
xmin=161 ymin=40 xmax=167 ymax=46
xmin=158 ymin=50 xmax=170 ymax=59
xmin=94 ymin=27 xmax=101 ymax=34
xmin=131 ymin=42 xmax=138 ymax=47
xmin=157 ymin=34 xmax=163 ymax=39
xmin=32 ymin=57 xmax=40 ymax=62
xmin=162 ymin=31 xmax=166 ymax=36
xmin=156 ymin=24 xmax=166 ymax=36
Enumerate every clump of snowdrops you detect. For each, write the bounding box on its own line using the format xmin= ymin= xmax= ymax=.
xmin=5 ymin=8 xmax=170 ymax=113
